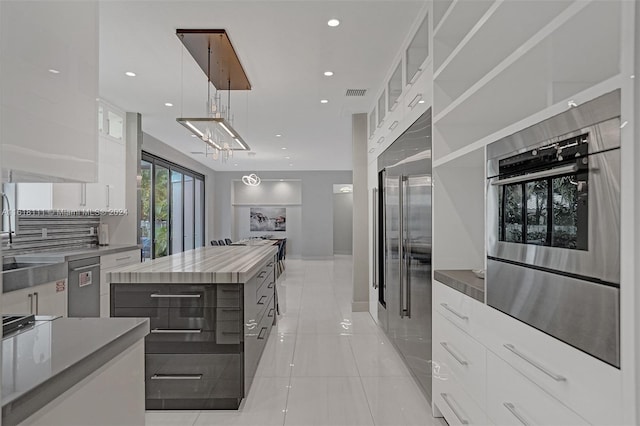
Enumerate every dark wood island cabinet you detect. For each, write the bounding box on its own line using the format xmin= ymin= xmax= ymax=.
xmin=108 ymin=245 xmax=277 ymax=410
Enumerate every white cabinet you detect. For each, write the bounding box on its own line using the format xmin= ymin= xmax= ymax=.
xmin=14 ymin=102 xmax=127 ymax=212
xmin=1 ymin=279 xmax=67 ymax=317
xmin=99 ymin=249 xmax=140 ymax=317
xmin=486 ymin=352 xmax=589 ymax=426
xmin=0 ymin=0 xmax=98 ymax=183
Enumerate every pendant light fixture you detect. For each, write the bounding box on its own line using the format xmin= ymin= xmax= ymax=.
xmin=176 ymin=30 xmax=251 ymax=161
xmin=242 ymin=152 xmax=261 ymax=186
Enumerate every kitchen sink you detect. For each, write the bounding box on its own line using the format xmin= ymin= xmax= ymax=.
xmin=2 ymin=262 xmax=51 ymax=272
xmin=2 ymin=258 xmax=67 ymax=293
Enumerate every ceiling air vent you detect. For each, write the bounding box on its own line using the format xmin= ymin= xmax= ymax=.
xmin=345 ymin=89 xmax=367 ymax=97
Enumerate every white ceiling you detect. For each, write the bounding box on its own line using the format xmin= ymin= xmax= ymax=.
xmin=99 ymin=1 xmax=425 ymax=172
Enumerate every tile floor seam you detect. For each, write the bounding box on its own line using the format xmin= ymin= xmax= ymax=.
xmin=281 ymin=269 xmax=303 ymax=426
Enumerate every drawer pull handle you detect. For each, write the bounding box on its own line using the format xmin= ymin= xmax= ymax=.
xmin=440 ymin=342 xmax=468 ymax=366
xmin=408 ymin=93 xmax=423 ymax=109
xmin=115 ymin=256 xmax=131 ymax=262
xmin=150 ymin=294 xmax=201 ymax=298
xmin=388 ymin=120 xmax=399 ymax=130
xmin=268 ymin=282 xmax=274 ymax=289
xmin=267 ymin=262 xmax=274 ymax=267
xmin=440 ymin=393 xmax=469 ymax=425
xmin=71 ymin=263 xmax=101 ymax=272
xmin=268 ymin=308 xmax=275 ymax=317
xmin=258 ymin=271 xmax=267 ymax=279
xmin=257 ymin=295 xmax=267 ymax=305
xmin=503 ymin=403 xmax=531 ymax=426
xmin=151 ymin=374 xmax=202 ymax=380
xmin=440 ymin=303 xmax=469 ymax=321
xmin=221 ymin=309 xmax=239 ymax=313
xmin=377 ymin=136 xmax=385 ymax=144
xmin=503 ymin=344 xmax=566 ymax=382
xmin=151 ymin=328 xmax=202 ymax=334
xmin=221 ymin=289 xmax=239 ymax=293
xmin=221 ymin=331 xmax=240 ymax=335
xmin=257 ymin=327 xmax=268 ymax=340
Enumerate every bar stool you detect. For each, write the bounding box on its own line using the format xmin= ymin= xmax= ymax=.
xmin=218 ymin=239 xmax=226 ymax=246
xmin=210 ymin=240 xmax=219 ymax=246
xmin=225 ymin=238 xmax=233 ymax=245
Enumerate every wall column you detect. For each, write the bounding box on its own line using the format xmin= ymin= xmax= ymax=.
xmin=352 ymin=113 xmax=369 ymax=312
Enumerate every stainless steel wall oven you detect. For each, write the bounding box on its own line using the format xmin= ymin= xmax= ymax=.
xmin=486 ymin=90 xmax=621 ymax=368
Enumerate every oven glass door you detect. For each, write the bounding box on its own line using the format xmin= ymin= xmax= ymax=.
xmin=499 ymin=170 xmax=587 ymax=250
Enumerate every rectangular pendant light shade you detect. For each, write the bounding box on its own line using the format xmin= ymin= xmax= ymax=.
xmin=176 ymin=117 xmax=250 ymax=151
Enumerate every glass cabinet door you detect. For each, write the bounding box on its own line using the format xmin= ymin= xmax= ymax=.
xmin=377 ymin=91 xmax=386 ymax=126
xmin=388 ymin=61 xmax=403 ymax=111
xmin=369 ymin=108 xmax=376 ymax=139
xmin=406 ymin=14 xmax=429 ymax=84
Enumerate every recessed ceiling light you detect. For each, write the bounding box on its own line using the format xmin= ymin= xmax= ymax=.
xmin=48 ymin=69 xmax=60 ymax=74
xmin=324 ymin=71 xmax=334 ymax=77
xmin=280 ymin=179 xmax=284 ymax=182
xmin=234 ymin=163 xmax=238 ymax=166
xmin=164 ymin=102 xmax=173 ymax=107
xmin=275 ymin=134 xmax=282 ymax=137
xmin=327 ymin=19 xmax=340 ymax=27
xmin=284 ymin=156 xmax=291 ymax=159
xmin=418 ymin=100 xmax=425 ymax=104
xmin=125 ymin=71 xmax=136 ymax=77
xmin=289 ymin=163 xmax=293 ymax=167
xmin=191 ymin=134 xmax=197 ymax=138
xmin=320 ymin=99 xmax=329 ymax=104
xmin=281 ymin=147 xmax=287 ymax=150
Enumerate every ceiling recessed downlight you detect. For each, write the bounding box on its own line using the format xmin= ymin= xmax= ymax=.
xmin=164 ymin=102 xmax=173 ymax=107
xmin=327 ymin=19 xmax=340 ymax=27
xmin=324 ymin=71 xmax=334 ymax=76
xmin=125 ymin=71 xmax=136 ymax=77
xmin=284 ymin=156 xmax=291 ymax=159
xmin=276 ymin=134 xmax=282 ymax=137
xmin=281 ymin=147 xmax=287 ymax=150
xmin=320 ymin=99 xmax=329 ymax=104
xmin=48 ymin=69 xmax=60 ymax=74
xmin=418 ymin=100 xmax=425 ymax=104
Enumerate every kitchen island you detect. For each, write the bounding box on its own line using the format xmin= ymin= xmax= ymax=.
xmin=108 ymin=245 xmax=278 ymax=410
xmin=2 ymin=317 xmax=149 ymax=426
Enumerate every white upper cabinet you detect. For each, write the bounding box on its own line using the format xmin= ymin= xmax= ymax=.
xmin=387 ymin=61 xmax=403 ymax=112
xmin=0 ymin=1 xmax=99 ymax=183
xmin=406 ymin=13 xmax=429 ymax=85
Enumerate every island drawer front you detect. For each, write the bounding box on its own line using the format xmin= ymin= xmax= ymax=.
xmin=146 ymin=353 xmax=242 ymax=400
xmin=216 ymin=286 xmax=241 ymax=307
xmin=256 ymin=266 xmax=274 ymax=290
xmin=164 ymin=285 xmax=217 ymax=308
xmin=168 ymin=307 xmax=217 ymax=331
xmin=101 ymin=249 xmax=141 ymax=270
xmin=256 ymin=275 xmax=275 ymax=306
xmin=216 ymin=320 xmax=242 ymax=344
xmin=145 ymin=335 xmax=240 ymax=354
xmin=216 ymin=307 xmax=241 ymax=322
xmin=111 ymin=284 xmax=171 ymax=308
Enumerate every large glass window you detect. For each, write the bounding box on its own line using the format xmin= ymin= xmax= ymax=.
xmin=140 ymin=152 xmax=205 ymax=260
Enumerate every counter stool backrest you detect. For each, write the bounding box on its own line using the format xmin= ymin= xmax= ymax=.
xmin=218 ymin=239 xmax=226 ymax=246
xmin=225 ymin=238 xmax=233 ymax=245
xmin=211 ymin=240 xmax=219 ymax=246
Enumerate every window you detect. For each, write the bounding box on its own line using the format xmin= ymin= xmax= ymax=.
xmin=140 ymin=152 xmax=205 ymax=261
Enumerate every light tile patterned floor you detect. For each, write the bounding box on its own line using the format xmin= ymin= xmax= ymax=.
xmin=146 ymin=257 xmax=446 ymax=426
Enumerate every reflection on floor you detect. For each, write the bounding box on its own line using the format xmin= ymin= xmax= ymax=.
xmin=146 ymin=256 xmax=446 ymax=426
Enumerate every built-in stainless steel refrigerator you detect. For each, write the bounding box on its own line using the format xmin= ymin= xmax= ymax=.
xmin=377 ymin=110 xmax=432 ymax=401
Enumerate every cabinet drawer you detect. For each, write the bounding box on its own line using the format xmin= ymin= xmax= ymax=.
xmin=216 ymin=307 xmax=241 ymax=321
xmin=111 ymin=284 xmax=170 ymax=308
xmin=434 ymin=281 xmax=484 ymax=337
xmin=433 ymin=311 xmax=486 ymax=408
xmin=146 ymin=353 xmax=242 ymax=400
xmin=486 ymin=351 xmax=588 ymax=425
xmin=145 ymin=332 xmax=238 ymax=355
xmin=434 ymin=373 xmax=487 ymax=426
xmin=216 ymin=320 xmax=241 ymax=344
xmin=257 ymin=274 xmax=275 ymax=303
xmin=113 ymin=306 xmax=169 ymax=329
xmin=216 ymin=285 xmax=241 ymax=307
xmin=101 ymin=249 xmax=140 ymax=270
xmin=481 ymin=306 xmax=622 ymax=425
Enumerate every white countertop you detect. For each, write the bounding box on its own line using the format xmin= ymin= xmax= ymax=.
xmin=108 ymin=245 xmax=278 ymax=284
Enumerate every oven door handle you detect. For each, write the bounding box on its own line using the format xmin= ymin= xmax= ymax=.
xmin=490 ymin=164 xmax=578 ymax=186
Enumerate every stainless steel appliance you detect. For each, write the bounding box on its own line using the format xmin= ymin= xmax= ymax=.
xmin=377 ymin=110 xmax=432 ymax=400
xmin=68 ymin=257 xmax=101 ymax=317
xmin=486 ymin=90 xmax=621 ymax=367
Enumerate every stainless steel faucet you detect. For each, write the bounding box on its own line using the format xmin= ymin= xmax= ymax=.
xmin=1 ymin=192 xmax=13 ymax=247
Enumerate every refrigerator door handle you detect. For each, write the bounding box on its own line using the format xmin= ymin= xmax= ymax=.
xmin=398 ymin=175 xmax=405 ymax=318
xmin=400 ymin=175 xmax=411 ymax=318
xmin=372 ymin=188 xmax=378 ymax=289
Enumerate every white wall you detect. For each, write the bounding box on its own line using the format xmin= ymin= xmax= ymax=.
xmin=232 ymin=180 xmax=302 ymax=257
xmin=333 ymin=192 xmax=353 ymax=255
xmin=352 ymin=113 xmax=369 ymax=312
xmin=214 ymin=170 xmax=352 ymax=259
